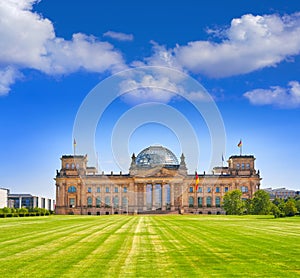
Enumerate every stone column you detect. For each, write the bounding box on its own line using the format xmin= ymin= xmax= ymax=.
xmin=152 ymin=184 xmax=156 ymax=210
xmin=212 ymin=186 xmax=215 ymax=207
xmin=134 ymin=184 xmax=138 ymax=214
xmin=61 ymin=184 xmax=66 ymax=208
xmin=170 ymin=184 xmax=175 ymax=211
xmin=143 ymin=184 xmax=147 ymax=211
xmin=119 ymin=185 xmax=122 ymax=210
xmin=161 ymin=184 xmax=166 ymax=211
xmin=55 ymin=185 xmax=59 ymax=208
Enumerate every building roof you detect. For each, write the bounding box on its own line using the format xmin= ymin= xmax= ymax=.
xmin=229 ymin=155 xmax=255 ymax=159
xmin=136 ymin=146 xmax=179 ymax=167
xmin=61 ymin=155 xmax=86 ymax=158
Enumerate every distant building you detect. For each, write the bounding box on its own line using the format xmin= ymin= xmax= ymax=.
xmin=0 ymin=188 xmax=10 ymax=208
xmin=8 ymin=194 xmax=55 ymax=211
xmin=263 ymin=187 xmax=298 ymax=200
xmin=55 ymin=145 xmax=261 ymax=215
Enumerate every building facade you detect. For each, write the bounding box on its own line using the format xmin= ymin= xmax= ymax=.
xmin=263 ymin=187 xmax=298 ymax=200
xmin=55 ymin=146 xmax=261 ymax=215
xmin=8 ymin=194 xmax=55 ymax=211
xmin=0 ymin=188 xmax=9 ymax=208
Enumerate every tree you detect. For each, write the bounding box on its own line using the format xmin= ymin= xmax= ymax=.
xmin=252 ymin=190 xmax=272 ymax=215
xmin=284 ymin=199 xmax=297 ymax=217
xmin=270 ymin=203 xmax=281 ymax=218
xmin=223 ymin=190 xmax=244 ymax=215
xmin=244 ymin=198 xmax=253 ymax=214
xmin=295 ymin=199 xmax=300 ymax=214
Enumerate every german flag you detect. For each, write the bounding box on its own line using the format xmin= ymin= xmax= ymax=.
xmin=195 ymin=171 xmax=199 ymax=191
xmin=237 ymin=140 xmax=242 ymax=148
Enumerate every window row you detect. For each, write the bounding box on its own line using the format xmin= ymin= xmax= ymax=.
xmin=236 ymin=163 xmax=250 ymax=170
xmin=65 ymin=163 xmax=80 ymax=169
xmin=86 ymin=196 xmax=128 ymax=207
xmin=69 ymin=196 xmax=128 ymax=208
xmin=188 ymin=196 xmax=221 ymax=207
xmin=189 ymin=186 xmax=229 ymax=193
xmin=67 ymin=186 xmax=128 ymax=193
xmin=189 ymin=186 xmax=249 ymax=193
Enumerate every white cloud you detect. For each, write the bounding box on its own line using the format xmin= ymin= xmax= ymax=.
xmin=45 ymin=33 xmax=125 ymax=74
xmin=103 ymin=31 xmax=134 ymax=41
xmin=244 ymin=81 xmax=300 ymax=108
xmin=0 ymin=0 xmax=125 ymax=94
xmin=119 ymin=69 xmax=212 ymax=104
xmin=119 ymin=74 xmax=181 ymax=104
xmin=173 ymin=13 xmax=300 ymax=77
xmin=0 ymin=67 xmax=22 ymax=95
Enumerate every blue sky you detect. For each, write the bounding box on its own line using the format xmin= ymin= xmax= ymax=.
xmin=0 ymin=0 xmax=300 ymax=198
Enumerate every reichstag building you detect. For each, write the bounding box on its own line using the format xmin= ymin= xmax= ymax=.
xmin=55 ymin=146 xmax=261 ymax=215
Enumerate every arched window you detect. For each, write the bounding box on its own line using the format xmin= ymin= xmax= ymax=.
xmin=113 ymin=196 xmax=119 ymax=208
xmin=206 ymin=197 xmax=212 ymax=207
xmin=66 ymin=163 xmax=69 ymax=169
xmin=87 ymin=197 xmax=92 ymax=207
xmin=68 ymin=186 xmax=76 ymax=193
xmin=122 ymin=197 xmax=128 ymax=208
xmin=198 ymin=197 xmax=203 ymax=208
xmin=215 ymin=197 xmax=221 ymax=207
xmin=96 ymin=197 xmax=101 ymax=207
xmin=105 ymin=196 xmax=110 ymax=207
xmin=188 ymin=196 xmax=194 ymax=207
xmin=71 ymin=163 xmax=75 ymax=169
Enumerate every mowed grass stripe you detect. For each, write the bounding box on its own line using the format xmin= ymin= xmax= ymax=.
xmin=0 ymin=215 xmax=299 ymax=277
xmin=0 ymin=217 xmax=110 ymax=257
xmin=14 ymin=216 xmax=132 ymax=277
xmin=61 ymin=216 xmax=139 ymax=277
xmin=152 ymin=216 xmax=221 ymax=277
xmin=0 ymin=216 xmax=119 ymax=258
xmin=118 ymin=216 xmax=174 ymax=277
xmin=0 ymin=216 xmax=131 ymax=277
xmin=162 ymin=216 xmax=300 ymax=277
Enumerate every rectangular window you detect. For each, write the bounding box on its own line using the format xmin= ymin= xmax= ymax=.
xmin=236 ymin=163 xmax=240 ymax=169
xmin=123 ymin=187 xmax=127 ymax=193
xmin=242 ymin=163 xmax=245 ymax=169
xmin=97 ymin=187 xmax=100 ymax=193
xmin=114 ymin=187 xmax=118 ymax=193
xmin=241 ymin=186 xmax=248 ymax=193
xmin=197 ymin=187 xmax=202 ymax=193
xmin=215 ymin=187 xmax=220 ymax=193
xmin=69 ymin=198 xmax=75 ymax=207
xmin=87 ymin=187 xmax=92 ymax=193
xmin=246 ymin=163 xmax=250 ymax=169
xmin=207 ymin=187 xmax=211 ymax=193
xmin=225 ymin=187 xmax=229 ymax=192
xmin=189 ymin=187 xmax=193 ymax=193
xmin=106 ymin=187 xmax=110 ymax=193
xmin=122 ymin=197 xmax=128 ymax=207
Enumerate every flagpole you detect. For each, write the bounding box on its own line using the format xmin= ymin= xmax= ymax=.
xmin=240 ymin=139 xmax=242 ymax=156
xmin=73 ymin=138 xmax=76 ymax=157
xmin=96 ymin=151 xmax=99 ymax=172
xmin=238 ymin=139 xmax=242 ymax=156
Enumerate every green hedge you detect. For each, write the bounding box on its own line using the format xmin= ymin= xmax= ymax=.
xmin=0 ymin=207 xmax=53 ymax=217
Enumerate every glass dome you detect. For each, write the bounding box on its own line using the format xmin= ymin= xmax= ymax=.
xmin=136 ymin=146 xmax=179 ymax=168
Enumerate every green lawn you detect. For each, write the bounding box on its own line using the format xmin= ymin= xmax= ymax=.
xmin=0 ymin=215 xmax=299 ymax=277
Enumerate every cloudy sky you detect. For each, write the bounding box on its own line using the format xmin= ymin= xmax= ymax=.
xmin=0 ymin=0 xmax=300 ymax=197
